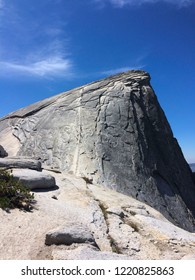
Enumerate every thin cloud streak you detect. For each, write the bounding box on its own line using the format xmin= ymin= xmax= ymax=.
xmin=0 ymin=57 xmax=72 ymax=77
xmin=0 ymin=56 xmax=73 ymax=77
xmin=96 ymin=0 xmax=194 ymax=8
xmin=0 ymin=1 xmax=74 ymax=78
xmin=0 ymin=39 xmax=74 ymax=78
xmin=101 ymin=65 xmax=145 ymax=76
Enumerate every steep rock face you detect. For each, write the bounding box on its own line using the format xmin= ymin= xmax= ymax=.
xmin=0 ymin=145 xmax=7 ymax=157
xmin=190 ymin=163 xmax=195 ymax=172
xmin=0 ymin=70 xmax=195 ymax=231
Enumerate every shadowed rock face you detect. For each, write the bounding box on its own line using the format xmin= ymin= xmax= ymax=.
xmin=0 ymin=145 xmax=7 ymax=157
xmin=190 ymin=163 xmax=195 ymax=172
xmin=0 ymin=70 xmax=195 ymax=231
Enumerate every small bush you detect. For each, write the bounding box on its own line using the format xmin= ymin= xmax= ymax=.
xmin=0 ymin=169 xmax=34 ymax=211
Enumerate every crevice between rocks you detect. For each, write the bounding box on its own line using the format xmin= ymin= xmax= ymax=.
xmin=96 ymin=199 xmax=123 ymax=254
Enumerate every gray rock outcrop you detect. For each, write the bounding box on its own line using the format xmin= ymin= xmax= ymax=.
xmin=45 ymin=224 xmax=96 ymax=246
xmin=0 ymin=70 xmax=195 ymax=231
xmin=12 ymin=169 xmax=56 ymax=190
xmin=0 ymin=157 xmax=41 ymax=171
xmin=1 ymin=170 xmax=195 ymax=260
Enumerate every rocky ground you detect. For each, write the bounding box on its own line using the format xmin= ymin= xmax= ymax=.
xmin=0 ymin=169 xmax=195 ymax=260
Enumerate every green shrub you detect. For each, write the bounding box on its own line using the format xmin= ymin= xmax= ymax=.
xmin=0 ymin=169 xmax=35 ymax=211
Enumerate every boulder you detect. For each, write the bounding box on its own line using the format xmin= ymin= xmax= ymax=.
xmin=0 ymin=145 xmax=8 ymax=158
xmin=12 ymin=169 xmax=56 ymax=190
xmin=0 ymin=157 xmax=42 ymax=171
xmin=45 ymin=224 xmax=96 ymax=246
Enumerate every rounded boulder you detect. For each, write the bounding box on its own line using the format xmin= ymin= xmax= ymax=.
xmin=12 ymin=169 xmax=56 ymax=190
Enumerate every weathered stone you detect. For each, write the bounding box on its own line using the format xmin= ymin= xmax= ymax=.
xmin=45 ymin=224 xmax=96 ymax=246
xmin=0 ymin=145 xmax=7 ymax=158
xmin=181 ymin=254 xmax=195 ymax=260
xmin=52 ymin=245 xmax=134 ymax=260
xmin=12 ymin=169 xmax=56 ymax=190
xmin=87 ymin=182 xmax=195 ymax=259
xmin=0 ymin=70 xmax=195 ymax=231
xmin=0 ymin=157 xmax=41 ymax=171
xmin=0 ymin=171 xmax=195 ymax=260
xmin=106 ymin=207 xmax=125 ymax=218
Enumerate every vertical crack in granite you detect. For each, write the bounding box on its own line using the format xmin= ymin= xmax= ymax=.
xmin=73 ymin=93 xmax=82 ymax=176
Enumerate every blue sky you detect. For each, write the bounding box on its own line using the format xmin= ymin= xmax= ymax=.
xmin=0 ymin=0 xmax=194 ymax=162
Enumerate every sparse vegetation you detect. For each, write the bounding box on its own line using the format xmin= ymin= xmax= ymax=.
xmin=82 ymin=176 xmax=93 ymax=184
xmin=124 ymin=219 xmax=139 ymax=232
xmin=0 ymin=169 xmax=35 ymax=211
xmin=97 ymin=201 xmax=123 ymax=254
xmin=98 ymin=201 xmax=108 ymax=219
xmin=107 ymin=234 xmax=123 ymax=254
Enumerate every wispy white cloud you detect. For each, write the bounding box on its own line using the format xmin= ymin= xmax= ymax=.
xmin=0 ymin=2 xmax=74 ymax=78
xmin=95 ymin=0 xmax=194 ymax=8
xmin=0 ymin=37 xmax=73 ymax=77
xmin=0 ymin=56 xmax=73 ymax=77
xmin=0 ymin=37 xmax=74 ymax=78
